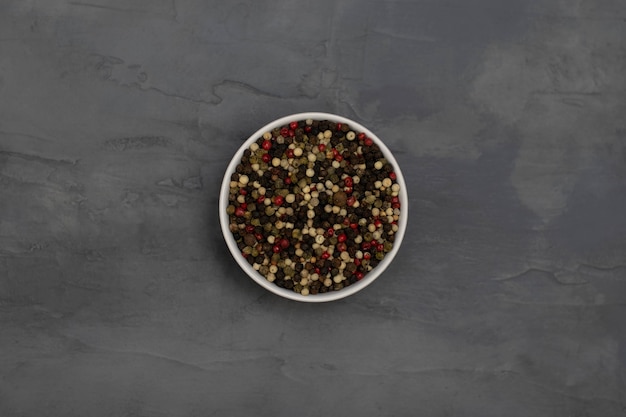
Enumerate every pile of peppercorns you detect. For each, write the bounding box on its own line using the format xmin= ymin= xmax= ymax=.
xmin=226 ymin=119 xmax=401 ymax=295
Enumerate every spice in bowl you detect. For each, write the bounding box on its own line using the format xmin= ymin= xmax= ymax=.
xmin=225 ymin=118 xmax=402 ymax=296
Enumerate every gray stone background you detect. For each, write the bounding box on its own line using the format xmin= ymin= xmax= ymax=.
xmin=1 ymin=0 xmax=625 ymax=415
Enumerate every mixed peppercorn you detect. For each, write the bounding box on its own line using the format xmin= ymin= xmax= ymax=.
xmin=226 ymin=119 xmax=401 ymax=295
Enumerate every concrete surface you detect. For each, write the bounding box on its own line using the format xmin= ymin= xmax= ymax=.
xmin=1 ymin=0 xmax=625 ymax=415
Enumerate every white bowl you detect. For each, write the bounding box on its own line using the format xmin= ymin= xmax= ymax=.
xmin=219 ymin=112 xmax=408 ymax=302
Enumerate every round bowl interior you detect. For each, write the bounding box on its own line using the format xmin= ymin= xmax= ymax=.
xmin=219 ymin=112 xmax=408 ymax=302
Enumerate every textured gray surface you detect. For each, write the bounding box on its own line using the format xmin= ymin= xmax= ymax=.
xmin=1 ymin=0 xmax=625 ymax=415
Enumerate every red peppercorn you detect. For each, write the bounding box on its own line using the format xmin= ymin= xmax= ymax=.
xmin=337 ymin=233 xmax=347 ymax=243
xmin=254 ymin=232 xmax=263 ymax=241
xmin=262 ymin=140 xmax=272 ymax=150
xmin=389 ymin=172 xmax=397 ymax=180
xmin=364 ymin=137 xmax=373 ymax=147
xmin=344 ymin=177 xmax=353 ymax=187
xmin=288 ymin=129 xmax=295 ymax=137
xmin=280 ymin=127 xmax=289 ymax=137
xmin=305 ymin=126 xmax=312 ymax=133
xmin=235 ymin=207 xmax=245 ymax=217
xmin=361 ymin=242 xmax=371 ymax=251
xmin=272 ymin=245 xmax=281 ymax=253
xmin=391 ymin=196 xmax=400 ymax=204
xmin=377 ymin=243 xmax=385 ymax=252
xmin=242 ymin=252 xmax=248 ymax=258
xmin=245 ymin=224 xmax=255 ymax=233
xmin=363 ymin=252 xmax=371 ymax=260
xmin=374 ymin=219 xmax=382 ymax=228
xmin=289 ymin=121 xmax=298 ymax=130
xmin=240 ymin=202 xmax=247 ymax=210
xmin=326 ymin=228 xmax=334 ymax=237
xmin=315 ymin=267 xmax=320 ymax=274
xmin=318 ymin=144 xmax=326 ymax=152
xmin=346 ymin=196 xmax=356 ymax=207
xmin=335 ymin=154 xmax=343 ymax=162
xmin=284 ymin=177 xmax=292 ymax=185
xmin=357 ymin=132 xmax=366 ymax=141
xmin=257 ymin=196 xmax=265 ymax=204
xmin=280 ymin=238 xmax=290 ymax=249
xmin=336 ymin=122 xmax=342 ymax=131
xmin=345 ymin=187 xmax=353 ymax=194
xmin=262 ymin=153 xmax=271 ymax=163
xmin=273 ymin=195 xmax=284 ymax=206
xmin=350 ymin=223 xmax=358 ymax=230
xmin=332 ymin=148 xmax=339 ymax=157
xmin=392 ymin=202 xmax=401 ymax=209
xmin=355 ymin=271 xmax=364 ymax=280
xmin=343 ymin=218 xmax=351 ymax=226
xmin=337 ymin=242 xmax=347 ymax=252
xmin=321 ymin=251 xmax=330 ymax=260
xmin=285 ymin=148 xmax=295 ymax=159
xmin=239 ymin=189 xmax=247 ymax=195
xmin=354 ymin=259 xmax=361 ymax=266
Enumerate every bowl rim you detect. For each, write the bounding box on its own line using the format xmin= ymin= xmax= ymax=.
xmin=219 ymin=112 xmax=408 ymax=302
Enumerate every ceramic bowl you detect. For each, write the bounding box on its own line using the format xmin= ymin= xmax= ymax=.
xmin=219 ymin=112 xmax=408 ymax=302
